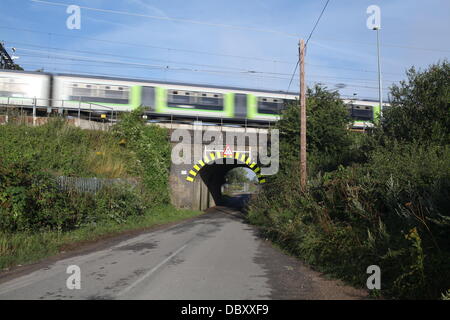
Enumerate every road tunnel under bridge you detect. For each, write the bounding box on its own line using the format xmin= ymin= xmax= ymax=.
xmin=166 ymin=124 xmax=276 ymax=211
xmin=170 ymin=151 xmax=266 ymax=211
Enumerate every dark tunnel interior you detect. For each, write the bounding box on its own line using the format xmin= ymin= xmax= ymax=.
xmin=198 ymin=161 xmax=253 ymax=207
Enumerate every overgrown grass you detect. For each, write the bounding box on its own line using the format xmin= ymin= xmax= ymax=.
xmin=0 ymin=117 xmax=136 ymax=179
xmin=0 ymin=111 xmax=180 ymax=270
xmin=0 ymin=205 xmax=202 ymax=270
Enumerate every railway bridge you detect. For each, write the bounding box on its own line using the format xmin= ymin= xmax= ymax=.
xmin=162 ymin=122 xmax=278 ymax=211
xmin=0 ymin=113 xmax=278 ymax=211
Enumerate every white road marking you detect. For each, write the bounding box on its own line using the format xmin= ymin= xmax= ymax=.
xmin=116 ymin=244 xmax=188 ymax=297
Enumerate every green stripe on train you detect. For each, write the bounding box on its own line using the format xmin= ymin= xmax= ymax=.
xmin=131 ymin=86 xmax=142 ymax=110
xmin=154 ymin=86 xmax=234 ymax=117
xmin=246 ymin=94 xmax=279 ymax=119
xmin=224 ymin=92 xmax=234 ymax=118
xmin=373 ymin=104 xmax=381 ymax=125
xmin=155 ymin=86 xmax=167 ymax=113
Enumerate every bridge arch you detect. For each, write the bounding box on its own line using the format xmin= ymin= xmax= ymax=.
xmin=185 ymin=151 xmax=266 ymax=184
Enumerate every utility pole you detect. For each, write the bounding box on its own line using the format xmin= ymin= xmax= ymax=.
xmin=299 ymin=39 xmax=307 ymax=191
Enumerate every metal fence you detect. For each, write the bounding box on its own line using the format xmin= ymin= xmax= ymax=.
xmin=56 ymin=176 xmax=137 ymax=194
xmin=0 ymin=96 xmax=118 ymax=124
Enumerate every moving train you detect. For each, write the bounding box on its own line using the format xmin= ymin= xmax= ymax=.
xmin=0 ymin=70 xmax=381 ymax=128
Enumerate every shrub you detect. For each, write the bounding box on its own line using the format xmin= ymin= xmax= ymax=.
xmin=247 ymin=62 xmax=450 ymax=299
xmin=382 ymin=60 xmax=449 ymax=145
xmin=0 ymin=115 xmax=172 ymax=233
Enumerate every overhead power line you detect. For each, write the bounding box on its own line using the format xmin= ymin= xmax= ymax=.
xmin=30 ymin=0 xmax=300 ymax=38
xmin=305 ymin=0 xmax=331 ymax=48
xmin=0 ymin=26 xmax=294 ymax=64
xmin=29 ymin=0 xmax=450 ymax=53
xmin=5 ymin=41 xmax=258 ymax=72
xmin=287 ymin=0 xmax=330 ymax=93
xmin=17 ymin=63 xmax=391 ymax=93
xmin=12 ymin=45 xmax=402 ymax=84
xmin=5 ymin=38 xmax=406 ymax=77
xmin=1 ymin=26 xmax=438 ymax=77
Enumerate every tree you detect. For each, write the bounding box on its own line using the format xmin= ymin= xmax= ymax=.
xmin=383 ymin=60 xmax=450 ymax=145
xmin=276 ymin=84 xmax=352 ymax=174
xmin=12 ymin=63 xmax=24 ymax=71
xmin=225 ymin=167 xmax=250 ymax=184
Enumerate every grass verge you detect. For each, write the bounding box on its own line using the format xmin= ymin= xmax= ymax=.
xmin=0 ymin=206 xmax=202 ymax=271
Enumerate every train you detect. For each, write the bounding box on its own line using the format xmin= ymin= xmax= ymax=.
xmin=0 ymin=69 xmax=381 ymax=128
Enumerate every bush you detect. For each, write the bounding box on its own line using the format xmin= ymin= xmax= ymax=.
xmin=248 ymin=144 xmax=450 ymax=298
xmin=113 ymin=109 xmax=171 ymax=205
xmin=0 ymin=158 xmax=150 ymax=232
xmin=277 ymin=84 xmax=354 ymax=174
xmin=247 ymin=61 xmax=450 ymax=299
xmin=0 ymin=114 xmax=172 ymax=233
xmin=382 ymin=60 xmax=449 ymax=145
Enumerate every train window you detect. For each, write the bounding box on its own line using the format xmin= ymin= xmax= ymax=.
xmin=257 ymin=97 xmax=284 ymax=115
xmin=167 ymin=89 xmax=223 ymax=111
xmin=168 ymin=90 xmax=191 ymax=104
xmin=0 ymin=78 xmax=29 ymax=97
xmin=71 ymin=83 xmax=94 ymax=98
xmin=197 ymin=93 xmax=223 ymax=108
xmin=68 ymin=82 xmax=129 ymax=104
xmin=351 ymin=105 xmax=373 ymax=121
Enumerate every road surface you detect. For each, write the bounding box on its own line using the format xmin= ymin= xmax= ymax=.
xmin=0 ymin=202 xmax=367 ymax=300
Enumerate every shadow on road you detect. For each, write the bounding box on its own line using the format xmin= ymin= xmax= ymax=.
xmin=220 ymin=192 xmax=255 ymax=212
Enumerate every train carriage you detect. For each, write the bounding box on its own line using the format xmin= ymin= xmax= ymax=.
xmin=0 ymin=70 xmax=385 ymax=128
xmin=51 ymin=73 xmax=297 ymax=122
xmin=0 ymin=70 xmax=51 ymax=108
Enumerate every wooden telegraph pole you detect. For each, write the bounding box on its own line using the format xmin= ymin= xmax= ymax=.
xmin=299 ymin=39 xmax=307 ymax=191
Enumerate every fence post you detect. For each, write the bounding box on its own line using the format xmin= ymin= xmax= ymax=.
xmin=6 ymin=97 xmax=9 ymax=123
xmin=33 ymin=97 xmax=37 ymax=126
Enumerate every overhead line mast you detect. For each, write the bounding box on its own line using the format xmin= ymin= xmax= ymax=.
xmin=0 ymin=42 xmax=15 ymax=69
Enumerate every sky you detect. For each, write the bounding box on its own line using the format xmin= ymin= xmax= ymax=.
xmin=1 ymin=0 xmax=449 ymax=100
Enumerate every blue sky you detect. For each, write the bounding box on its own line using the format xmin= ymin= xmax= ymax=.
xmin=1 ymin=0 xmax=449 ymax=99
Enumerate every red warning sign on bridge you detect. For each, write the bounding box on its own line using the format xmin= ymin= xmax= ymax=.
xmin=223 ymin=144 xmax=233 ymax=157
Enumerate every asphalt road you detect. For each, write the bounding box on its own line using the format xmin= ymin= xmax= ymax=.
xmin=0 ymin=200 xmax=367 ymax=300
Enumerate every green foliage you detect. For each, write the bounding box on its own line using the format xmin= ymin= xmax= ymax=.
xmin=277 ymin=84 xmax=354 ymax=174
xmin=248 ymin=61 xmax=450 ymax=299
xmin=225 ymin=167 xmax=250 ymax=184
xmin=382 ymin=60 xmax=450 ymax=144
xmin=0 ymin=117 xmax=133 ymax=178
xmin=249 ymin=145 xmax=450 ymax=298
xmin=0 ymin=158 xmax=147 ymax=232
xmin=113 ymin=109 xmax=171 ymax=205
xmin=0 ymin=112 xmax=172 ymax=233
